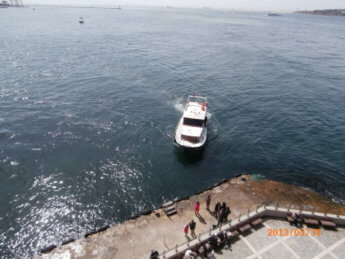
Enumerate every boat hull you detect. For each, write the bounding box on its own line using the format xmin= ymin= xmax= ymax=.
xmin=174 ymin=139 xmax=206 ymax=153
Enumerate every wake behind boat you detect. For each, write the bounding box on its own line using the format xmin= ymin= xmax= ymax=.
xmin=175 ymin=96 xmax=208 ymax=150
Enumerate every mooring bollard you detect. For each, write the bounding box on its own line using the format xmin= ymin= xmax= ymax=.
xmin=175 ymin=244 xmax=178 ymax=252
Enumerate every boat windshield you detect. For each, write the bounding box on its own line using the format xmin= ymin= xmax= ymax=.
xmin=183 ymin=118 xmax=204 ymax=127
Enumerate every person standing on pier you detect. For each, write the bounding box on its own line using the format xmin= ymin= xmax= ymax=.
xmin=206 ymin=194 xmax=211 ymax=211
xmin=224 ymin=206 xmax=231 ymax=222
xmin=214 ymin=202 xmax=221 ymax=217
xmin=217 ymin=210 xmax=225 ymax=227
xmin=184 ymin=224 xmax=189 ymax=237
xmin=221 ymin=202 xmax=227 ymax=212
xmin=189 ymin=220 xmax=196 ymax=238
xmin=194 ymin=201 xmax=200 ymax=217
xmin=150 ymin=250 xmax=159 ymax=259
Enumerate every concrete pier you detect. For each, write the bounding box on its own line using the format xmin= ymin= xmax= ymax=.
xmin=35 ymin=175 xmax=345 ymax=258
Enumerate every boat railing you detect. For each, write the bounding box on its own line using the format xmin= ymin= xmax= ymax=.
xmin=184 ymin=103 xmax=207 ymax=113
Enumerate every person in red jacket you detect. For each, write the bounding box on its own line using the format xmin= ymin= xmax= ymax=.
xmin=184 ymin=224 xmax=189 ymax=237
xmin=194 ymin=201 xmax=200 ymax=216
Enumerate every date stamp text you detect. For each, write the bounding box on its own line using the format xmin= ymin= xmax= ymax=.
xmin=267 ymin=228 xmax=321 ymax=237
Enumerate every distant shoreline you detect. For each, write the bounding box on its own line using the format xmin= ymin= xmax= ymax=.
xmin=29 ymin=4 xmax=123 ymax=10
xmin=296 ymin=9 xmax=345 ymax=17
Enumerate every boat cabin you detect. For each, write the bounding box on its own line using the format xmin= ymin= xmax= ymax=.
xmin=181 ymin=100 xmax=207 ymax=142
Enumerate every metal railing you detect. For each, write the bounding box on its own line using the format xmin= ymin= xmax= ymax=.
xmin=159 ymin=203 xmax=345 ymax=259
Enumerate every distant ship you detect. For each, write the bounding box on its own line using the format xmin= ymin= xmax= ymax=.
xmin=267 ymin=13 xmax=281 ymax=16
xmin=79 ymin=17 xmax=84 ymax=24
xmin=0 ymin=0 xmax=10 ymax=8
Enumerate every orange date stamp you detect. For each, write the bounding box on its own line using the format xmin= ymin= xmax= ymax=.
xmin=267 ymin=228 xmax=321 ymax=237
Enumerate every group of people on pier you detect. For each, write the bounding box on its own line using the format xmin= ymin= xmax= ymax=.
xmin=183 ymin=230 xmax=232 ymax=259
xmin=213 ymin=201 xmax=231 ymax=227
xmin=183 ymin=194 xmax=232 ymax=239
xmin=151 ymin=194 xmax=233 ymax=259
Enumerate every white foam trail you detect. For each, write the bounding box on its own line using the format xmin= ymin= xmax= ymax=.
xmin=10 ymin=161 xmax=19 ymax=166
xmin=173 ymin=97 xmax=185 ymax=114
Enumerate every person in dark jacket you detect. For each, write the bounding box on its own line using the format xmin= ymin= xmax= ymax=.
xmin=222 ymin=202 xmax=227 ymax=211
xmin=217 ymin=209 xmax=226 ymax=226
xmin=150 ymin=250 xmax=159 ymax=259
xmin=223 ymin=207 xmax=231 ymax=223
xmin=189 ymin=219 xmax=197 ymax=238
xmin=214 ymin=202 xmax=221 ymax=217
xmin=206 ymin=194 xmax=211 ymax=211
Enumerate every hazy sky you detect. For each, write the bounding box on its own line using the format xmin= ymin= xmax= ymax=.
xmin=26 ymin=0 xmax=345 ymax=11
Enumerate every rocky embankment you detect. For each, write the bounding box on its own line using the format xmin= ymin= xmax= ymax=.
xmin=296 ymin=9 xmax=345 ymax=17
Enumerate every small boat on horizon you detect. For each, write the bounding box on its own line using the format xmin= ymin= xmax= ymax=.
xmin=267 ymin=13 xmax=281 ymax=16
xmin=79 ymin=17 xmax=84 ymax=24
xmin=175 ymin=95 xmax=208 ymax=151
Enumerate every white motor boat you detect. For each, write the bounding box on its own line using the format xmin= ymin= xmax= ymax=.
xmin=175 ymin=96 xmax=208 ymax=150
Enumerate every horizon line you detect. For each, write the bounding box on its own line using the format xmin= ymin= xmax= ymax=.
xmin=25 ymin=3 xmax=324 ymax=13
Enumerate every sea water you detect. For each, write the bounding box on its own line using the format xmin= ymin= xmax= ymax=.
xmin=0 ymin=6 xmax=345 ymax=257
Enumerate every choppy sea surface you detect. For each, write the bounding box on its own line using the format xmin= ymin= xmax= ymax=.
xmin=0 ymin=6 xmax=345 ymax=257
